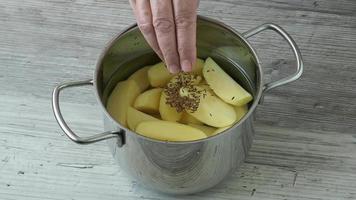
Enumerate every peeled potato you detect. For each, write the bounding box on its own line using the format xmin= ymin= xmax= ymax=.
xmin=148 ymin=59 xmax=205 ymax=87
xmin=106 ymin=80 xmax=141 ymax=126
xmin=136 ymin=121 xmax=207 ymax=141
xmin=190 ymin=58 xmax=205 ymax=75
xmin=203 ymin=57 xmax=253 ymax=106
xmin=147 ymin=62 xmax=174 ymax=87
xmin=159 ymin=91 xmax=183 ymax=121
xmin=127 ymin=107 xmax=159 ymax=130
xmin=128 ymin=66 xmax=150 ymax=92
xmin=189 ymin=124 xmax=216 ymax=136
xmin=235 ymin=104 xmax=248 ymax=123
xmin=188 ymin=86 xmax=237 ymax=128
xmin=134 ymin=88 xmax=163 ymax=114
xmin=180 ymin=112 xmax=203 ymax=125
xmin=212 ymin=126 xmax=232 ymax=136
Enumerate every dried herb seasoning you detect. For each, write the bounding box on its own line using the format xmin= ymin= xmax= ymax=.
xmin=164 ymin=73 xmax=206 ymax=113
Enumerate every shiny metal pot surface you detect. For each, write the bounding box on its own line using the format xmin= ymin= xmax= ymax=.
xmin=52 ymin=16 xmax=303 ymax=194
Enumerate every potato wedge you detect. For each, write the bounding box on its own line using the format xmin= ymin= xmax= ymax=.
xmin=188 ymin=124 xmax=216 ymax=136
xmin=190 ymin=58 xmax=205 ymax=75
xmin=235 ymin=104 xmax=248 ymax=123
xmin=203 ymin=57 xmax=253 ymax=106
xmin=188 ymin=86 xmax=237 ymax=128
xmin=212 ymin=126 xmax=232 ymax=136
xmin=148 ymin=59 xmax=205 ymax=87
xmin=136 ymin=121 xmax=207 ymax=141
xmin=134 ymin=88 xmax=163 ymax=114
xmin=180 ymin=112 xmax=203 ymax=125
xmin=106 ymin=80 xmax=141 ymax=126
xmin=159 ymin=91 xmax=183 ymax=121
xmin=147 ymin=62 xmax=174 ymax=87
xmin=127 ymin=107 xmax=159 ymax=130
xmin=128 ymin=66 xmax=150 ymax=92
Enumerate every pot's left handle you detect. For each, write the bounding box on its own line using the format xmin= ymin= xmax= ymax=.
xmin=52 ymin=79 xmax=124 ymax=145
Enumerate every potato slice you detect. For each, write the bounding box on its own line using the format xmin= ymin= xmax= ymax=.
xmin=235 ymin=104 xmax=248 ymax=123
xmin=148 ymin=59 xmax=205 ymax=87
xmin=148 ymin=62 xmax=174 ymax=87
xmin=180 ymin=112 xmax=203 ymax=125
xmin=128 ymin=66 xmax=150 ymax=92
xmin=188 ymin=124 xmax=217 ymax=136
xmin=106 ymin=80 xmax=141 ymax=126
xmin=136 ymin=121 xmax=207 ymax=141
xmin=159 ymin=91 xmax=183 ymax=121
xmin=188 ymin=86 xmax=237 ymax=128
xmin=134 ymin=88 xmax=163 ymax=114
xmin=127 ymin=107 xmax=159 ymax=130
xmin=203 ymin=57 xmax=253 ymax=106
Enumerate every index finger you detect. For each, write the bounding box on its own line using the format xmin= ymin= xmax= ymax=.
xmin=173 ymin=0 xmax=198 ymax=72
xmin=150 ymin=0 xmax=180 ymax=73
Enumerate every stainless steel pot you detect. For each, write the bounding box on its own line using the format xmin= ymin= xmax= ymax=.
xmin=52 ymin=16 xmax=303 ymax=194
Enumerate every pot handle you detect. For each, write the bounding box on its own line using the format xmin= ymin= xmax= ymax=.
xmin=242 ymin=23 xmax=303 ymax=99
xmin=52 ymin=79 xmax=124 ymax=145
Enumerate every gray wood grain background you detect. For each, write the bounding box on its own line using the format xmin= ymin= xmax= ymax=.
xmin=0 ymin=0 xmax=355 ymax=199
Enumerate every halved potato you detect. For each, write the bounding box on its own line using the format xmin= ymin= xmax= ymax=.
xmin=106 ymin=80 xmax=141 ymax=126
xmin=127 ymin=107 xmax=159 ymax=130
xmin=128 ymin=66 xmax=150 ymax=92
xmin=135 ymin=120 xmax=207 ymax=141
xmin=189 ymin=124 xmax=216 ymax=136
xmin=180 ymin=112 xmax=203 ymax=125
xmin=159 ymin=91 xmax=183 ymax=121
xmin=134 ymin=88 xmax=163 ymax=114
xmin=235 ymin=104 xmax=248 ymax=123
xmin=188 ymin=86 xmax=236 ymax=128
xmin=147 ymin=62 xmax=174 ymax=87
xmin=203 ymin=57 xmax=253 ymax=106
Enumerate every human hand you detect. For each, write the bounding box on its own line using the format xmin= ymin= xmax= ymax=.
xmin=130 ymin=0 xmax=199 ymax=73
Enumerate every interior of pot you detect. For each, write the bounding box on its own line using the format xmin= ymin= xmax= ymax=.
xmin=96 ymin=16 xmax=260 ymax=126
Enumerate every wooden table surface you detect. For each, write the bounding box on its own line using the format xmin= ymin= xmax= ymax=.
xmin=1 ymin=0 xmax=356 ymax=199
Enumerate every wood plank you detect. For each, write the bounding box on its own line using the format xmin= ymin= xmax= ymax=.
xmin=0 ymin=0 xmax=356 ymax=199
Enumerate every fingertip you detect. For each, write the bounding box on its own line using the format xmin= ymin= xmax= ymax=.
xmin=181 ymin=60 xmax=192 ymax=72
xmin=168 ymin=64 xmax=181 ymax=74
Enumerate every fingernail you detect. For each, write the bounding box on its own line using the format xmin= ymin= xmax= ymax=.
xmin=169 ymin=64 xmax=180 ymax=74
xmin=181 ymin=60 xmax=192 ymax=72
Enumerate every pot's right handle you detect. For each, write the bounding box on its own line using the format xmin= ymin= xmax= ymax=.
xmin=242 ymin=23 xmax=303 ymax=101
xmin=52 ymin=79 xmax=124 ymax=145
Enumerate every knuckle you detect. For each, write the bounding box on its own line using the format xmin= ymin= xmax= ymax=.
xmin=178 ymin=46 xmax=195 ymax=58
xmin=153 ymin=18 xmax=174 ymax=34
xmin=138 ymin=23 xmax=154 ymax=34
xmin=175 ymin=13 xmax=195 ymax=29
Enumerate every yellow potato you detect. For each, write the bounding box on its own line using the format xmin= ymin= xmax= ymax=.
xmin=188 ymin=124 xmax=217 ymax=136
xmin=159 ymin=91 xmax=183 ymax=121
xmin=180 ymin=112 xmax=203 ymax=125
xmin=127 ymin=107 xmax=159 ymax=130
xmin=212 ymin=126 xmax=232 ymax=136
xmin=106 ymin=80 xmax=141 ymax=126
xmin=128 ymin=66 xmax=150 ymax=92
xmin=147 ymin=62 xmax=174 ymax=87
xmin=134 ymin=88 xmax=163 ymax=114
xmin=203 ymin=57 xmax=253 ymax=106
xmin=188 ymin=86 xmax=237 ymax=128
xmin=235 ymin=104 xmax=248 ymax=123
xmin=190 ymin=58 xmax=205 ymax=75
xmin=148 ymin=59 xmax=205 ymax=87
xmin=135 ymin=121 xmax=207 ymax=141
